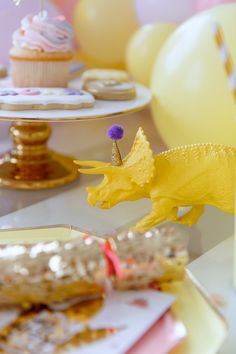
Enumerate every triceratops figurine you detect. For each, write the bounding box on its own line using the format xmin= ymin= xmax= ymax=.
xmin=75 ymin=127 xmax=235 ymax=231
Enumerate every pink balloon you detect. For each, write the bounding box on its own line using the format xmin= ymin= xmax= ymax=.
xmin=135 ymin=0 xmax=196 ymax=24
xmin=0 ymin=1 xmax=58 ymax=67
xmin=196 ymin=0 xmax=235 ymax=11
xmin=51 ymin=0 xmax=77 ymax=21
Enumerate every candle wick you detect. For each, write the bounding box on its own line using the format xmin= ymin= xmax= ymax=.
xmin=40 ymin=0 xmax=45 ymax=16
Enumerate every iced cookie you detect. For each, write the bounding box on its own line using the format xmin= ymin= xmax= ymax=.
xmin=0 ymin=65 xmax=7 ymax=79
xmin=0 ymin=88 xmax=95 ymax=111
xmin=82 ymin=69 xmax=136 ymax=101
xmin=82 ymin=69 xmax=130 ymax=83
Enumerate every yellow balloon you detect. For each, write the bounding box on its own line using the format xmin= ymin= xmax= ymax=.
xmin=74 ymin=50 xmax=125 ymax=70
xmin=126 ymin=23 xmax=176 ymax=86
xmin=151 ymin=4 xmax=236 ymax=147
xmin=73 ymin=0 xmax=139 ymax=68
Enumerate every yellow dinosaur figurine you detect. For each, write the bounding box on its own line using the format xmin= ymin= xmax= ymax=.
xmin=75 ymin=127 xmax=235 ymax=231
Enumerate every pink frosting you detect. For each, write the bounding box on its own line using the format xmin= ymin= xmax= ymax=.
xmin=19 ymin=89 xmax=41 ymax=95
xmin=12 ymin=11 xmax=73 ymax=53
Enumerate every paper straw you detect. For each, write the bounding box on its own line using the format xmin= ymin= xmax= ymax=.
xmin=212 ymin=22 xmax=236 ymax=102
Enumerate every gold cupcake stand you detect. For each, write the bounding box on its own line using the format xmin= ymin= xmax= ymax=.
xmin=0 ymin=83 xmax=152 ymax=189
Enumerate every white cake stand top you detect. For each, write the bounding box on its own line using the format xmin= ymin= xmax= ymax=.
xmin=0 ymin=83 xmax=152 ymax=122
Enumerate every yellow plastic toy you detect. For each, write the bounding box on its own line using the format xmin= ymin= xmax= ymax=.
xmin=75 ymin=126 xmax=236 ymax=232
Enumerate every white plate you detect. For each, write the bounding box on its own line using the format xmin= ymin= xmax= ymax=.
xmin=0 ymin=82 xmax=152 ymax=122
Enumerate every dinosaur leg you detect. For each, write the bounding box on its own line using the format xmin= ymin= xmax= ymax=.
xmin=132 ymin=198 xmax=174 ymax=232
xmin=176 ymin=205 xmax=205 ymax=226
xmin=168 ymin=207 xmax=179 ymax=222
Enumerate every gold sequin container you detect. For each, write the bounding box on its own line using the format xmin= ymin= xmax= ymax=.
xmin=0 ymin=225 xmax=188 ymax=307
xmin=0 ymin=235 xmax=106 ymax=307
xmin=110 ymin=225 xmax=189 ymax=290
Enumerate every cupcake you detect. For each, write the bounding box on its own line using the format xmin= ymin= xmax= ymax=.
xmin=10 ymin=11 xmax=73 ymax=88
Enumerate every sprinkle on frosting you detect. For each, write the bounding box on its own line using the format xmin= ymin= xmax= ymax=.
xmin=64 ymin=88 xmax=85 ymax=95
xmin=0 ymin=90 xmax=19 ymax=96
xmin=0 ymin=88 xmax=87 ymax=97
xmin=12 ymin=11 xmax=73 ymax=53
xmin=19 ymin=89 xmax=41 ymax=96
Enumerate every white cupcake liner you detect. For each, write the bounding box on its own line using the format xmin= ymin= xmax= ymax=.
xmin=11 ymin=59 xmax=71 ymax=88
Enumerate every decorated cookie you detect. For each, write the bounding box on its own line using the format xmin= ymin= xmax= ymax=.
xmin=83 ymin=80 xmax=136 ymax=101
xmin=82 ymin=69 xmax=130 ymax=83
xmin=0 ymin=88 xmax=95 ymax=111
xmin=82 ymin=69 xmax=136 ymax=101
xmin=0 ymin=65 xmax=7 ymax=79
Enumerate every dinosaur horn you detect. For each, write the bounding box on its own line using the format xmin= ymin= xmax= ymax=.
xmin=74 ymin=160 xmax=109 ymax=168
xmin=78 ymin=166 xmax=112 ymax=175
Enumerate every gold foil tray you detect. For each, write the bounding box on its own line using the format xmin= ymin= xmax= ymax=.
xmin=163 ymin=271 xmax=227 ymax=354
xmin=0 ymin=224 xmax=90 ymax=244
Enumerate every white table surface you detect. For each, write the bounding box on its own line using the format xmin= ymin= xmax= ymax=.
xmin=188 ymin=237 xmax=235 ymax=354
xmin=0 ymin=108 xmax=234 ymax=352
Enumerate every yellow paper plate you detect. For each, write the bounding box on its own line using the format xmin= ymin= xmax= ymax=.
xmin=0 ymin=225 xmax=228 ymax=353
xmin=161 ymin=271 xmax=227 ymax=354
xmin=0 ymin=224 xmax=89 ymax=244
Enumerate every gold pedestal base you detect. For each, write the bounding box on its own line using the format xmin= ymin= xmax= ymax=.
xmin=0 ymin=122 xmax=78 ymax=190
